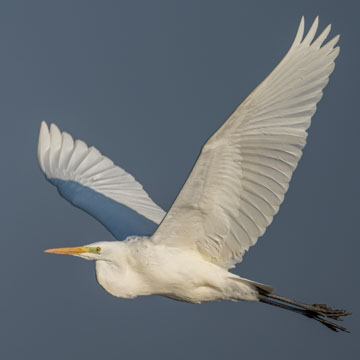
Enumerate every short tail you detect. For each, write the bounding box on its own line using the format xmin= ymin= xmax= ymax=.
xmin=258 ymin=290 xmax=351 ymax=333
xmin=231 ymin=276 xmax=274 ymax=294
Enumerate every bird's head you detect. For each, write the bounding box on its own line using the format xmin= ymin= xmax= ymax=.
xmin=44 ymin=241 xmax=121 ymax=261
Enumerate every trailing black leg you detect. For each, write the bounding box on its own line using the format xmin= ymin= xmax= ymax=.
xmin=258 ymin=293 xmax=350 ymax=333
xmin=265 ymin=293 xmax=350 ymax=320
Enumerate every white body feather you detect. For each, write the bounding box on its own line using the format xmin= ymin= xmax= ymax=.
xmin=93 ymin=238 xmax=262 ymax=302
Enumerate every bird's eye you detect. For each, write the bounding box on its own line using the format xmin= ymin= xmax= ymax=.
xmin=96 ymin=247 xmax=101 ymax=254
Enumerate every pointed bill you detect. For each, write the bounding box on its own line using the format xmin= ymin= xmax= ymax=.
xmin=44 ymin=246 xmax=90 ymax=255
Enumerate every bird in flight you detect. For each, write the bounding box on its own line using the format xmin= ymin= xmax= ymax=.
xmin=40 ymin=17 xmax=350 ymax=332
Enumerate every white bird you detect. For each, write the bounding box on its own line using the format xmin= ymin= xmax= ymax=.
xmin=40 ymin=17 xmax=350 ymax=332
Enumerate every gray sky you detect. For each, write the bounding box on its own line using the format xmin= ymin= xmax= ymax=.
xmin=0 ymin=0 xmax=358 ymax=359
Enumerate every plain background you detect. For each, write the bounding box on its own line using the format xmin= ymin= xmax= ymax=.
xmin=0 ymin=0 xmax=358 ymax=359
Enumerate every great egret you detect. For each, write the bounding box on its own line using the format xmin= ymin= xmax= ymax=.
xmin=40 ymin=17 xmax=350 ymax=332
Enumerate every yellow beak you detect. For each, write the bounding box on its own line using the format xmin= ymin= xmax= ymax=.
xmin=44 ymin=246 xmax=90 ymax=255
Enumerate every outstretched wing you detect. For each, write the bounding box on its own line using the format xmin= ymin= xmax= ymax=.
xmin=152 ymin=17 xmax=339 ymax=268
xmin=38 ymin=122 xmax=166 ymax=239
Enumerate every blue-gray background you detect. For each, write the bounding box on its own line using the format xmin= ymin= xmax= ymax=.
xmin=0 ymin=0 xmax=358 ymax=359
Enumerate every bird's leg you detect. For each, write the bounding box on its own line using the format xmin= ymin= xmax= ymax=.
xmin=259 ymin=296 xmax=350 ymax=333
xmin=264 ymin=293 xmax=351 ymax=320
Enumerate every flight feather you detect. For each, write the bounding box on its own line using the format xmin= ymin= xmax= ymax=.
xmin=151 ymin=17 xmax=339 ymax=268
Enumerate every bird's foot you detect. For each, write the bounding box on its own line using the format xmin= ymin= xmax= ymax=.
xmin=311 ymin=303 xmax=351 ymax=321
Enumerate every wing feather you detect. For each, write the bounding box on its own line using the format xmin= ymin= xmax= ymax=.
xmin=38 ymin=122 xmax=166 ymax=238
xmin=152 ymin=17 xmax=339 ymax=268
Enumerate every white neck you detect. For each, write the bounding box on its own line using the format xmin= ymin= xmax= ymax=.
xmin=95 ymin=258 xmax=151 ymax=299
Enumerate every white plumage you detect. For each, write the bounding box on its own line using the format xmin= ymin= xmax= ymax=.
xmin=152 ymin=16 xmax=339 ymax=268
xmin=38 ymin=121 xmax=165 ymax=224
xmin=41 ymin=18 xmax=350 ymax=332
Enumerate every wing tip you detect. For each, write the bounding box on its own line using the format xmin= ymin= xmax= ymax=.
xmin=37 ymin=122 xmax=167 ymax=228
xmin=38 ymin=121 xmax=50 ymax=173
xmin=302 ymin=16 xmax=319 ymax=46
xmin=290 ymin=16 xmax=305 ymax=49
xmin=332 ymin=34 xmax=341 ymax=46
xmin=49 ymin=122 xmax=60 ymax=133
xmin=290 ymin=16 xmax=339 ymax=54
xmin=49 ymin=123 xmax=62 ymax=145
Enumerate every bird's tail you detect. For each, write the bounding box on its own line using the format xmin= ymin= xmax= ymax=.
xmin=258 ymin=290 xmax=351 ymax=333
xmin=230 ymin=276 xmax=274 ymax=294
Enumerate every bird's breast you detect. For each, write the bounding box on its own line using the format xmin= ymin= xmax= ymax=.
xmin=95 ymin=260 xmax=153 ymax=298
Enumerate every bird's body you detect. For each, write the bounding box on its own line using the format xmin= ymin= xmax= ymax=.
xmin=92 ymin=238 xmax=259 ymax=302
xmin=40 ymin=17 xmax=350 ymax=331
